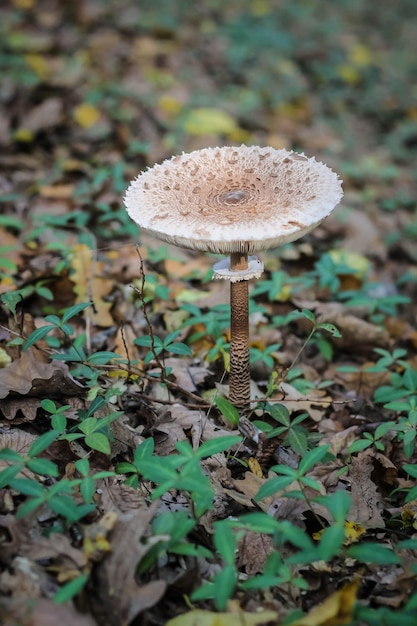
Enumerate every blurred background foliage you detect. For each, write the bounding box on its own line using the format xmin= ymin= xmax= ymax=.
xmin=1 ymin=0 xmax=416 ymax=161
xmin=0 ymin=0 xmax=416 ymax=262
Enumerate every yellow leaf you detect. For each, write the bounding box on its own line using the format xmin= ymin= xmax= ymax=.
xmin=349 ymin=44 xmax=373 ymax=67
xmin=166 ymin=609 xmax=278 ymax=626
xmin=39 ymin=184 xmax=74 ymax=199
xmin=13 ymin=0 xmax=35 ymax=7
xmin=313 ymin=522 xmax=366 ymax=545
xmin=344 ymin=521 xmax=366 ymax=545
xmin=401 ymin=508 xmax=417 ymax=528
xmin=25 ymin=53 xmax=50 ymax=79
xmin=74 ymin=103 xmax=101 ymax=129
xmin=290 ymin=578 xmax=360 ymax=626
xmin=176 ymin=288 xmax=212 ymax=303
xmin=337 ymin=64 xmax=360 ymax=85
xmin=0 ymin=348 xmax=12 ymax=368
xmin=183 ymin=108 xmax=238 ymax=136
xmin=249 ymin=0 xmax=271 ymax=16
xmin=328 ymin=250 xmax=370 ymax=278
xmin=159 ymin=95 xmax=183 ymax=116
xmin=14 ymin=128 xmax=34 ymax=142
xmin=248 ymin=457 xmax=263 ymax=478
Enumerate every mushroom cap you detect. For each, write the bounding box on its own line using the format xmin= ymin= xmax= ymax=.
xmin=124 ymin=145 xmax=343 ymax=254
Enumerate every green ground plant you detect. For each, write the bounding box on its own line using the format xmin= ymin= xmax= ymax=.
xmin=1 ymin=0 xmax=417 ymax=622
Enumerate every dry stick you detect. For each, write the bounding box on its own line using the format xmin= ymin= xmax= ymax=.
xmin=229 ymin=251 xmax=250 ymax=408
xmin=134 ymin=246 xmax=166 ymax=384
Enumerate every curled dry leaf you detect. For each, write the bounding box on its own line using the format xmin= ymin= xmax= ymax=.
xmin=88 ymin=503 xmax=166 ymax=626
xmin=347 ymin=452 xmax=385 ymax=528
xmin=98 ymin=478 xmax=150 ymax=515
xmin=278 ymin=382 xmax=332 ymax=422
xmin=0 ymin=348 xmax=84 ymax=399
xmin=0 ymin=429 xmax=37 ymax=455
xmin=0 ymin=397 xmax=43 ymax=422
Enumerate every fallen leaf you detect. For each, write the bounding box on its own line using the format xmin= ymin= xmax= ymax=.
xmin=18 ymin=97 xmax=62 ymax=134
xmin=347 ymin=453 xmax=385 ymax=528
xmin=290 ymin=577 xmax=360 ymax=626
xmin=0 ymin=348 xmax=85 ymax=399
xmin=237 ymin=531 xmax=274 ymax=575
xmin=183 ymin=108 xmax=238 ymax=135
xmin=0 ymin=397 xmax=42 ymax=421
xmin=0 ymin=429 xmax=37 ymax=456
xmin=70 ymin=244 xmax=114 ymax=327
xmin=74 ymin=103 xmax=101 ymax=128
xmin=292 ymin=300 xmax=391 ymax=351
xmin=226 ymin=472 xmax=271 ymax=510
xmin=39 ymin=184 xmax=75 ymax=199
xmin=0 ymin=596 xmax=98 ymax=626
xmin=166 ymin=608 xmax=279 ymax=626
xmin=88 ymin=504 xmax=166 ymax=625
xmin=277 ymin=382 xmax=332 ymax=422
xmin=313 ymin=521 xmax=366 ymax=545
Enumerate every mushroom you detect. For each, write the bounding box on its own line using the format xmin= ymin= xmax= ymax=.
xmin=124 ymin=145 xmax=343 ymax=408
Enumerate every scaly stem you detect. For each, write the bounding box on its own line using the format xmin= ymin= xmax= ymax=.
xmin=229 ymin=251 xmax=250 ymax=408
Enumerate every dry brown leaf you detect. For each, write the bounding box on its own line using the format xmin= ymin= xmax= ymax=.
xmin=103 ymin=245 xmax=144 ymax=282
xmin=277 ymin=382 xmax=332 ymax=422
xmin=0 ymin=348 xmax=85 ymax=399
xmin=314 ymin=302 xmax=391 ymax=350
xmin=164 ymin=256 xmax=211 ymax=279
xmin=0 ymin=556 xmax=44 ymax=599
xmin=372 ymin=452 xmax=398 ymax=489
xmin=0 ymin=106 xmax=11 ymax=145
xmin=227 ymin=472 xmax=272 ymax=510
xmin=341 ymin=208 xmax=387 ymax=260
xmin=28 ymin=531 xmax=87 ymax=570
xmin=0 ymin=397 xmax=41 ymax=421
xmin=327 ymin=362 xmax=391 ymax=399
xmin=99 ymin=477 xmax=150 ymax=514
xmin=0 ymin=597 xmax=97 ymax=626
xmin=347 ymin=452 xmax=385 ymax=528
xmin=70 ymin=243 xmax=114 ymax=327
xmin=0 ymin=429 xmax=37 ymax=455
xmin=20 ymin=97 xmax=62 ymax=134
xmin=0 ymin=227 xmax=22 ymax=268
xmin=237 ymin=531 xmax=275 ymax=575
xmin=112 ymin=324 xmax=138 ymax=361
xmin=89 ymin=503 xmax=166 ymax=626
xmin=163 ymin=357 xmax=213 ymax=394
xmin=322 ymin=425 xmax=359 ymax=456
xmin=39 ymin=184 xmax=75 ymax=199
xmin=0 ymin=514 xmax=87 ymax=570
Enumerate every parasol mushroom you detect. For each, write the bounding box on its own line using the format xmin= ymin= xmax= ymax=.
xmin=124 ymin=145 xmax=343 ymax=408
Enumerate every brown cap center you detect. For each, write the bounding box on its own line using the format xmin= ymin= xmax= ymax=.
xmin=218 ymin=189 xmax=250 ymax=205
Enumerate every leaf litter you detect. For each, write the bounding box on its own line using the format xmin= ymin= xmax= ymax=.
xmin=1 ymin=0 xmax=417 ymax=624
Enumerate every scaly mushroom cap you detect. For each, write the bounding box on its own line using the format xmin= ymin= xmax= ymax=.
xmin=124 ymin=145 xmax=343 ymax=254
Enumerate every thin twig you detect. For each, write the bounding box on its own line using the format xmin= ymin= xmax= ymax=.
xmin=120 ymin=322 xmax=132 ymax=383
xmin=133 ymin=245 xmax=166 ymax=384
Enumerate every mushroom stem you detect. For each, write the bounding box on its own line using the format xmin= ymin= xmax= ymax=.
xmin=229 ymin=251 xmax=250 ymax=407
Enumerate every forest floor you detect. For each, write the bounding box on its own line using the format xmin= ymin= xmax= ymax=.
xmin=1 ymin=1 xmax=417 ymax=625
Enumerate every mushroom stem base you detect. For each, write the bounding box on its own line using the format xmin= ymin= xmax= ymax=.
xmin=229 ymin=252 xmax=250 ymax=407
